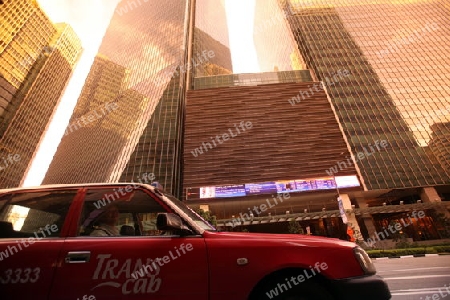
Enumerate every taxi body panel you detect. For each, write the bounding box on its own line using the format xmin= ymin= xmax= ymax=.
xmin=202 ymin=231 xmax=364 ymax=299
xmin=0 ymin=183 xmax=391 ymax=300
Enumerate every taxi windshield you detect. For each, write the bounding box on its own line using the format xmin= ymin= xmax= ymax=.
xmin=163 ymin=193 xmax=216 ymax=231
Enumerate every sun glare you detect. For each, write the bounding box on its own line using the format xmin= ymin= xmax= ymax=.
xmin=225 ymin=0 xmax=260 ymax=73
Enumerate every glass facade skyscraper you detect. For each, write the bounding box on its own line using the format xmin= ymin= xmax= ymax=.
xmin=253 ymin=0 xmax=305 ymax=72
xmin=43 ymin=55 xmax=149 ymax=184
xmin=44 ymin=0 xmax=192 ymax=196
xmin=0 ymin=0 xmax=82 ymax=188
xmin=193 ymin=0 xmax=232 ymax=78
xmin=1 ymin=0 xmax=56 ymax=135
xmin=109 ymin=1 xmax=191 ymax=196
xmin=254 ymin=0 xmax=450 ymax=190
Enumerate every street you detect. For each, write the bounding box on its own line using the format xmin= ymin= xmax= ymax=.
xmin=375 ymin=255 xmax=450 ymax=300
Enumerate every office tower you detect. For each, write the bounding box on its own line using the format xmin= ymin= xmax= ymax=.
xmin=193 ymin=0 xmax=232 ymax=77
xmin=0 ymin=0 xmax=82 ymax=188
xmin=184 ymin=69 xmax=362 ymax=239
xmin=43 ymin=55 xmax=150 ymax=183
xmin=1 ymin=0 xmax=56 ymax=136
xmin=253 ymin=0 xmax=305 ymax=72
xmin=120 ymin=0 xmax=232 ymax=194
xmin=276 ymin=0 xmax=450 ymax=190
xmin=0 ymin=0 xmax=38 ymax=54
xmin=44 ymin=0 xmax=192 ymax=196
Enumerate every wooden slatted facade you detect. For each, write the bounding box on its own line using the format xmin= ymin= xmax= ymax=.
xmin=184 ymin=82 xmax=358 ymax=188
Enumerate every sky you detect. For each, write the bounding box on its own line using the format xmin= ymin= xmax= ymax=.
xmin=225 ymin=0 xmax=260 ymax=73
xmin=22 ymin=0 xmax=259 ymax=186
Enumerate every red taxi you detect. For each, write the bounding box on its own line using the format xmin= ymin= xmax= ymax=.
xmin=0 ymin=183 xmax=391 ymax=299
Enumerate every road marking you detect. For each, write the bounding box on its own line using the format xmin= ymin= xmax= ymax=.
xmin=378 ymin=267 xmax=450 ymax=273
xmin=391 ymin=287 xmax=450 ymax=296
xmin=393 ymin=287 xmax=449 ymax=292
xmin=391 ymin=290 xmax=446 ymax=296
xmin=384 ymin=275 xmax=450 ymax=280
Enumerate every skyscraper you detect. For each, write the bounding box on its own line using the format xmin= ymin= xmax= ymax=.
xmin=44 ymin=0 xmax=193 ymax=196
xmin=276 ymin=0 xmax=450 ymax=190
xmin=43 ymin=55 xmax=149 ymax=183
xmin=193 ymin=0 xmax=233 ymax=77
xmin=0 ymin=0 xmax=82 ymax=188
xmin=1 ymin=0 xmax=56 ymax=136
xmin=253 ymin=0 xmax=305 ymax=72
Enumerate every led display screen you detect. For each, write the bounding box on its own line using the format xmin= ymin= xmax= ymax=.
xmin=187 ymin=175 xmax=360 ymax=200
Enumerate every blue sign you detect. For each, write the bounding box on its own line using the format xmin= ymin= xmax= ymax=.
xmin=215 ymin=185 xmax=246 ymax=198
xmin=245 ymin=182 xmax=278 ymax=195
xmin=294 ymin=180 xmax=315 ymax=191
xmin=314 ymin=178 xmax=336 ymax=190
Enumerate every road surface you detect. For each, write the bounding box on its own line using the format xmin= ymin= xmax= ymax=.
xmin=375 ymin=255 xmax=450 ymax=300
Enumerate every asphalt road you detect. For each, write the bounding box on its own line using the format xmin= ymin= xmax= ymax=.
xmin=375 ymin=255 xmax=450 ymax=300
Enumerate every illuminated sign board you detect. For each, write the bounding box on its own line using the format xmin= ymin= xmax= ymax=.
xmin=188 ymin=175 xmax=360 ymax=200
xmin=334 ymin=175 xmax=361 ymax=188
xmin=245 ymin=182 xmax=277 ymax=195
xmin=214 ymin=185 xmax=246 ymax=198
xmin=314 ymin=178 xmax=336 ymax=190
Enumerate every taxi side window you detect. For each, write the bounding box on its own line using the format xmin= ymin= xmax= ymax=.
xmin=0 ymin=190 xmax=76 ymax=238
xmin=78 ymin=188 xmax=172 ymax=237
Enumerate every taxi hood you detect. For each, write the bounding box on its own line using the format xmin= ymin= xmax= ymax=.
xmin=203 ymin=230 xmax=356 ymax=248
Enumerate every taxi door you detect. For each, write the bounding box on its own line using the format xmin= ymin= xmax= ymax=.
xmin=49 ymin=187 xmax=209 ymax=300
xmin=0 ymin=188 xmax=82 ymax=300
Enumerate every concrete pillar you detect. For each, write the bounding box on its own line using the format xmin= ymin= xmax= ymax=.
xmin=339 ymin=194 xmax=363 ymax=241
xmin=420 ymin=187 xmax=441 ymax=203
xmin=421 ymin=187 xmax=450 ymax=218
xmin=355 ymin=197 xmax=377 ymax=241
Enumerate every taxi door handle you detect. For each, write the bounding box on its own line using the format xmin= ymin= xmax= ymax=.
xmin=65 ymin=251 xmax=91 ymax=264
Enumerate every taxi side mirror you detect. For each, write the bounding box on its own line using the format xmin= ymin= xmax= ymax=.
xmin=156 ymin=213 xmax=193 ymax=236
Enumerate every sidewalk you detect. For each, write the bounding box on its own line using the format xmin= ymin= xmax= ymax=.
xmin=372 ymin=253 xmax=450 ymax=260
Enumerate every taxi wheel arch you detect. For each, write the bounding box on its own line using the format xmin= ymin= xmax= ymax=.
xmin=248 ymin=268 xmax=335 ymax=300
